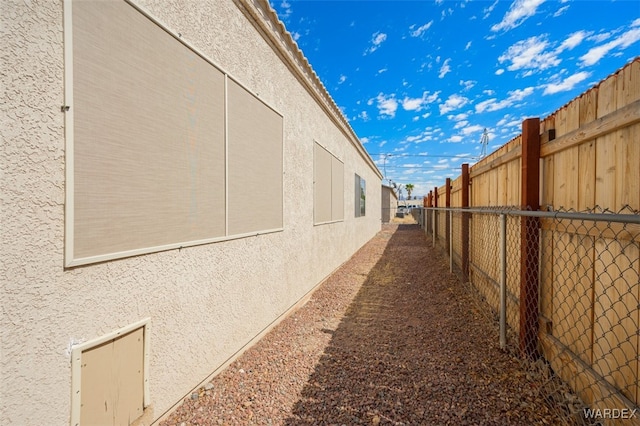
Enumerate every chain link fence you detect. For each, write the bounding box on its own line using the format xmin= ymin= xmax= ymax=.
xmin=421 ymin=206 xmax=640 ymax=424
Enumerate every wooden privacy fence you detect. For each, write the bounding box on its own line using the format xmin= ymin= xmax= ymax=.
xmin=423 ymin=59 xmax=640 ymax=421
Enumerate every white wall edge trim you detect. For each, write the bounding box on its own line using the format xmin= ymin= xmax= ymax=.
xmin=65 ymin=228 xmax=285 ymax=268
xmin=63 ymin=0 xmax=75 ymax=269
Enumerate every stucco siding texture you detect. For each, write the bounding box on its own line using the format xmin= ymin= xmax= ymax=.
xmin=1 ymin=0 xmax=381 ymax=424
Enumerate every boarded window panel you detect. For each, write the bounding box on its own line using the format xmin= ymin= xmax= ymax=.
xmin=72 ymin=0 xmax=226 ymax=261
xmin=227 ymin=79 xmax=284 ymax=235
xmin=331 ymin=156 xmax=344 ymax=220
xmin=314 ymin=143 xmax=332 ymax=224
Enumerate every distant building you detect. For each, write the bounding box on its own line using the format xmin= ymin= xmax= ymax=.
xmin=381 ymin=184 xmax=399 ymax=222
xmin=399 ymin=199 xmax=423 ymax=210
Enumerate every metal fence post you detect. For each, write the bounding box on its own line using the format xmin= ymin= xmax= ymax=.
xmin=461 ymin=164 xmax=470 ymax=282
xmin=449 ymin=209 xmax=453 ymax=274
xmin=434 ymin=186 xmax=439 ymax=244
xmin=445 ymin=178 xmax=451 ymax=254
xmin=500 ymin=213 xmax=507 ymax=350
xmin=432 ymin=208 xmax=436 ymax=247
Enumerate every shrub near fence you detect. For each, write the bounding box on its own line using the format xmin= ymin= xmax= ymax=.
xmin=423 ymin=58 xmax=640 ymax=423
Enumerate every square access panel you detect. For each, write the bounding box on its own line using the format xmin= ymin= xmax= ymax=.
xmin=70 ymin=319 xmax=150 ymax=426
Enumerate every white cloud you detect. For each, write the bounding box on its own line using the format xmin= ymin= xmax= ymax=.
xmin=439 ymin=94 xmax=470 ymax=115
xmin=497 ymin=115 xmax=521 ymax=128
xmin=495 ymin=69 xmax=505 ymax=75
xmin=448 ymin=113 xmax=469 ymax=121
xmin=483 ymin=0 xmax=499 ymax=19
xmin=453 ymin=153 xmax=473 ymax=160
xmin=590 ymin=31 xmax=614 ymax=44
xmin=503 ymin=120 xmax=521 ymax=129
xmin=373 ymin=32 xmax=387 ymax=45
xmin=465 ymin=41 xmax=472 ymax=50
xmin=553 ymin=5 xmax=569 ymax=18
xmin=376 ymin=93 xmax=398 ymax=118
xmin=475 ymin=99 xmax=500 ymax=113
xmin=278 ymin=0 xmax=293 ymax=20
xmin=501 ymin=20 xmax=637 ymax=75
xmin=360 ymin=137 xmax=370 ymax=144
xmin=441 ymin=8 xmax=454 ymax=20
xmin=509 ymin=87 xmax=535 ymax=101
xmin=402 ymin=97 xmax=424 ymax=111
xmin=491 ymin=0 xmax=546 ymax=32
xmin=580 ymin=26 xmax=640 ymax=66
xmin=543 ymin=71 xmax=591 ymax=94
xmin=410 ymin=21 xmax=434 ymax=37
xmin=401 ymin=91 xmax=440 ymax=112
xmin=364 ymin=31 xmax=387 ymax=55
xmin=448 ymin=135 xmax=464 ymax=143
xmin=439 ymin=58 xmax=452 ymax=78
xmin=358 ymin=111 xmax=370 ymax=121
xmin=405 ymin=129 xmax=436 ymax=144
xmin=475 ymin=87 xmax=534 ymax=113
xmin=460 ymin=124 xmax=485 ymax=136
xmin=338 ymin=75 xmax=347 ymax=84
xmin=559 ymin=30 xmax=589 ymax=51
xmin=460 ymin=80 xmax=476 ymax=90
xmin=498 ymin=35 xmax=560 ymax=72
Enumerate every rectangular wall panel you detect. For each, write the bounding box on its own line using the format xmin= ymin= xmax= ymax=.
xmin=227 ymin=79 xmax=284 ymax=235
xmin=331 ymin=156 xmax=344 ymax=221
xmin=71 ymin=0 xmax=226 ymax=262
xmin=314 ymin=143 xmax=332 ymax=224
xmin=80 ymin=328 xmax=144 ymax=425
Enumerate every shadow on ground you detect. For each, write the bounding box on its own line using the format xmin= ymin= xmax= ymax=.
xmin=284 ymin=224 xmax=554 ymax=425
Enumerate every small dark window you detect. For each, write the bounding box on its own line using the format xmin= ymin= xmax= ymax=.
xmin=355 ymin=174 xmax=366 ymax=217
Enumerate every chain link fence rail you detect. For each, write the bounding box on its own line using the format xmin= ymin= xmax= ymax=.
xmin=421 ymin=206 xmax=640 ymax=424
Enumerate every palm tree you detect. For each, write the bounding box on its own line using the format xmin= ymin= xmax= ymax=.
xmin=405 ymin=183 xmax=414 ymax=200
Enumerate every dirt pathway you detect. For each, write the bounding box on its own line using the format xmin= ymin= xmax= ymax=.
xmin=161 ymin=224 xmax=560 ymax=425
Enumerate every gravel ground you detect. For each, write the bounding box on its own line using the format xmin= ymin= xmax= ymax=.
xmin=160 ymin=223 xmax=563 ymax=425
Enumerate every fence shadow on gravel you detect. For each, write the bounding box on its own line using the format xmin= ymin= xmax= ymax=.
xmin=284 ymin=224 xmax=559 ymax=425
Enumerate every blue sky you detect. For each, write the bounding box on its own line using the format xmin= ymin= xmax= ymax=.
xmin=268 ymin=0 xmax=640 ymax=198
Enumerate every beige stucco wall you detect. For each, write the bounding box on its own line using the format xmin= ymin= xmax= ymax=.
xmin=1 ymin=0 xmax=382 ymax=424
xmin=381 ymin=185 xmax=398 ymax=222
